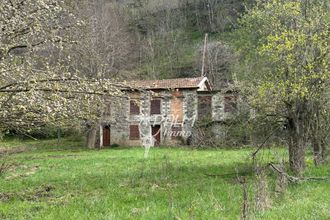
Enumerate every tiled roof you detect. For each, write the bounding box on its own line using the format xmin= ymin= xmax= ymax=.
xmin=125 ymin=77 xmax=206 ymax=90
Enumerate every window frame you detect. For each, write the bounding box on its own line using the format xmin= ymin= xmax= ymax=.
xmin=129 ymin=125 xmax=140 ymax=140
xmin=150 ymin=99 xmax=161 ymax=115
xmin=129 ymin=99 xmax=140 ymax=115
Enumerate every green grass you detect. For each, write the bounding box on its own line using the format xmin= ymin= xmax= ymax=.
xmin=0 ymin=138 xmax=329 ymax=219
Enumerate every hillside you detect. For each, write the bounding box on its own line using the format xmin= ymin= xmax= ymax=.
xmin=80 ymin=0 xmax=247 ymax=87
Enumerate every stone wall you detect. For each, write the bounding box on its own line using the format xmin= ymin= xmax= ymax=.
xmin=99 ymin=90 xmax=232 ymax=147
xmin=182 ymin=90 xmax=198 ymax=144
xmin=212 ymin=93 xmax=225 ymax=122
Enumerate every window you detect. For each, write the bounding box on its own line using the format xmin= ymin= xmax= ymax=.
xmin=224 ymin=95 xmax=237 ymax=113
xmin=129 ymin=125 xmax=140 ymax=140
xmin=150 ymin=99 xmax=161 ymax=115
xmin=198 ymin=96 xmax=212 ymax=120
xmin=171 ymin=125 xmax=182 ymax=140
xmin=130 ymin=100 xmax=140 ymax=115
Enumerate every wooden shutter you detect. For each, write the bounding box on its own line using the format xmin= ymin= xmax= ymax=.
xmin=150 ymin=99 xmax=161 ymax=115
xmin=198 ymin=96 xmax=212 ymax=120
xmin=130 ymin=100 xmax=140 ymax=115
xmin=103 ymin=126 xmax=111 ymax=146
xmin=129 ymin=125 xmax=140 ymax=140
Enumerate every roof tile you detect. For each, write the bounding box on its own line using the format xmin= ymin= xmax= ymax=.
xmin=126 ymin=77 xmax=205 ymax=90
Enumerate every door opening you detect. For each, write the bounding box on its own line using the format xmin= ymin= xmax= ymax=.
xmin=152 ymin=125 xmax=161 ymax=146
xmin=103 ymin=125 xmax=111 ymax=146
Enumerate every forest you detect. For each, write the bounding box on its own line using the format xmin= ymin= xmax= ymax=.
xmin=0 ymin=0 xmax=329 ymax=219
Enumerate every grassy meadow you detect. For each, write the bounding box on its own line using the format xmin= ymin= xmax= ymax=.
xmin=0 ymin=138 xmax=329 ymax=219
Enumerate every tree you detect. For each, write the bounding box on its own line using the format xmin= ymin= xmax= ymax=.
xmin=68 ymin=0 xmax=134 ymax=79
xmin=0 ymin=0 xmax=122 ymax=141
xmin=196 ymin=41 xmax=237 ymax=89
xmin=63 ymin=0 xmax=136 ymax=147
xmin=233 ymin=0 xmax=329 ymax=174
xmin=124 ymin=0 xmax=245 ymax=79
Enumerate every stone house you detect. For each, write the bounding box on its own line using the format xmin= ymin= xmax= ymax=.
xmin=98 ymin=77 xmax=237 ymax=147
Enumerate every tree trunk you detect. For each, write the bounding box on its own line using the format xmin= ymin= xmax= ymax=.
xmin=287 ymin=116 xmax=306 ymax=176
xmin=86 ymin=124 xmax=97 ymax=149
xmin=321 ymin=143 xmax=327 ymax=163
xmin=288 ymin=138 xmax=305 ymax=176
xmin=310 ymin=105 xmax=327 ymax=166
xmin=312 ymin=137 xmax=322 ymax=166
xmin=312 ymin=138 xmax=327 ymax=166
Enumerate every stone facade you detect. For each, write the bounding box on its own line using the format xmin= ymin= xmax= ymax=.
xmin=98 ymin=77 xmax=236 ymax=147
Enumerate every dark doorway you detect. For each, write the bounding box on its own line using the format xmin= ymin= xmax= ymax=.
xmin=103 ymin=125 xmax=111 ymax=146
xmin=152 ymin=125 xmax=161 ymax=146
